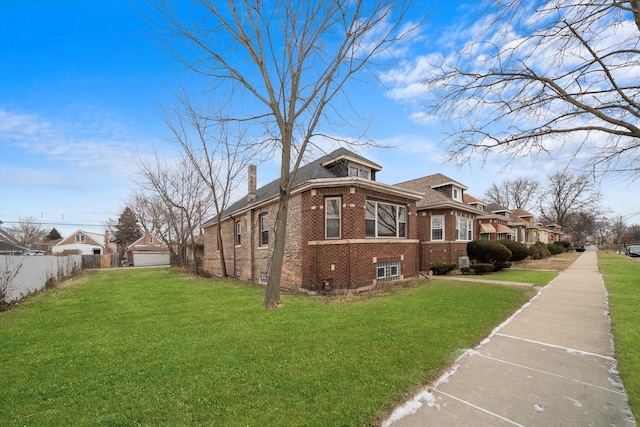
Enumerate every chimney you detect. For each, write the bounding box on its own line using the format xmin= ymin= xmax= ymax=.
xmin=247 ymin=164 xmax=257 ymax=202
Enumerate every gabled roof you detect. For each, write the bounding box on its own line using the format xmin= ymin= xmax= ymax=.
xmin=56 ymin=229 xmax=105 ymax=247
xmin=0 ymin=228 xmax=20 ymax=244
xmin=204 ymin=148 xmax=397 ymax=225
xmin=485 ymin=203 xmax=511 ymax=214
xmin=510 ymin=208 xmax=535 ymax=221
xmin=395 ymin=174 xmax=478 ymax=213
xmin=463 ymin=193 xmax=486 ymax=206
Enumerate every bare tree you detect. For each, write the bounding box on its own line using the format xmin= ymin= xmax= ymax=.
xmin=484 ymin=178 xmax=541 ymax=211
xmin=425 ymin=0 xmax=640 ymax=180
xmin=138 ymin=155 xmax=213 ymax=273
xmin=8 ymin=216 xmax=47 ymax=248
xmin=150 ymin=0 xmax=418 ymax=308
xmin=163 ymin=95 xmax=255 ymax=278
xmin=538 ymin=170 xmax=601 ymax=228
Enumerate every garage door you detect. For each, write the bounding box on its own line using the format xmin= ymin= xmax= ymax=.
xmin=132 ymin=252 xmax=170 ymax=267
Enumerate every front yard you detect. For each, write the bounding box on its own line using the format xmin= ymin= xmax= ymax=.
xmin=598 ymin=251 xmax=640 ymax=420
xmin=0 ymin=268 xmax=533 ymax=426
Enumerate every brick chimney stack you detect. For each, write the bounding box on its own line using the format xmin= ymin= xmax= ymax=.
xmin=247 ymin=164 xmax=257 ymax=202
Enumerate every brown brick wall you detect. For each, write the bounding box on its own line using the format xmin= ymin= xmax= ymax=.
xmin=203 ymin=195 xmax=302 ymax=287
xmin=416 ymin=208 xmax=473 ymax=270
xmin=205 ymin=183 xmax=420 ymax=291
xmin=299 ymin=184 xmax=419 ymax=290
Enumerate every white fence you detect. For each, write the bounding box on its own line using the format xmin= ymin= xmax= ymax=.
xmin=1 ymin=255 xmax=82 ymax=303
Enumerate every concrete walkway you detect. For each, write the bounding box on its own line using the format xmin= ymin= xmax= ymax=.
xmin=383 ymin=247 xmax=636 ymax=426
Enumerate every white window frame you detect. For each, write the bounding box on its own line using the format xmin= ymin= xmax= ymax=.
xmin=75 ymin=234 xmax=85 ymax=243
xmin=456 ymin=217 xmax=473 ymax=242
xmin=365 ymin=201 xmax=406 ymax=238
xmin=325 ymin=197 xmax=341 ymax=239
xmin=259 ymin=214 xmax=269 ymax=247
xmin=348 ymin=162 xmax=370 ymax=180
xmin=235 ymin=221 xmax=242 ymax=246
xmin=431 ymin=216 xmax=444 ymax=241
xmin=376 ymin=261 xmax=401 ymax=283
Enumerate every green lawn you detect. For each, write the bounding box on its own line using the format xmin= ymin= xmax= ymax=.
xmin=477 ymin=269 xmax=559 ymax=287
xmin=598 ymin=252 xmax=640 ymax=420
xmin=0 ymin=268 xmax=533 ymax=426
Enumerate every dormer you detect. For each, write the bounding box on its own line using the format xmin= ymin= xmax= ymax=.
xmin=321 ymin=152 xmax=381 ymax=181
xmin=431 ymin=181 xmax=468 ymax=202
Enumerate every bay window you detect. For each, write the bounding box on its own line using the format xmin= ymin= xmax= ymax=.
xmin=365 ymin=201 xmax=406 ymax=238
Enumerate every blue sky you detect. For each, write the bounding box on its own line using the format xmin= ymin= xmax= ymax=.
xmin=2 ymin=1 xmax=639 ymax=238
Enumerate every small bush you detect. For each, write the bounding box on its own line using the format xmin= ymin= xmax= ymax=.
xmin=531 ymin=241 xmax=551 ymax=259
xmin=530 ymin=244 xmax=540 ymax=259
xmin=556 ymin=241 xmax=571 ymax=250
xmin=471 ymin=263 xmax=495 ymax=275
xmin=547 ymin=243 xmax=563 ymax=255
xmin=498 ymin=239 xmax=530 ymax=261
xmin=467 ymin=240 xmax=512 ymax=266
xmin=575 ymin=247 xmax=586 ymax=252
xmin=429 ymin=263 xmax=457 ymax=276
xmin=460 ymin=267 xmax=472 ymax=274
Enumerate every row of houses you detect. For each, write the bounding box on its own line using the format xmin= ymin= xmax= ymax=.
xmin=0 ymin=228 xmax=171 ymax=267
xmin=202 ymin=148 xmax=564 ymax=293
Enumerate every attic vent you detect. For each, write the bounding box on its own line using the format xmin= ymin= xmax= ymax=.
xmin=458 ymin=256 xmax=470 ymax=268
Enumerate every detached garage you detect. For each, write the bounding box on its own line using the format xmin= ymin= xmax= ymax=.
xmin=128 ymin=250 xmax=170 ymax=267
xmin=126 ymin=231 xmax=171 ymax=267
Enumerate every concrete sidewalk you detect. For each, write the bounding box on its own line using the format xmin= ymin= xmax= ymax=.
xmin=383 ymin=247 xmax=636 ymax=426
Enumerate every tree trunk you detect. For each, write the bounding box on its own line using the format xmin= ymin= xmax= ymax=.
xmin=263 ymin=185 xmax=290 ymax=309
xmin=216 ymin=218 xmax=227 ymax=277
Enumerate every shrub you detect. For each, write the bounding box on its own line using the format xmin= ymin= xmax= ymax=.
xmin=460 ymin=267 xmax=472 ymax=274
xmin=537 ymin=241 xmax=551 ymax=258
xmin=467 ymin=240 xmax=512 ymax=266
xmin=556 ymin=241 xmax=571 ymax=250
xmin=429 ymin=263 xmax=457 ymax=276
xmin=575 ymin=247 xmax=586 ymax=252
xmin=547 ymin=243 xmax=563 ymax=255
xmin=530 ymin=244 xmax=541 ymax=260
xmin=471 ymin=263 xmax=495 ymax=274
xmin=498 ymin=239 xmax=530 ymax=261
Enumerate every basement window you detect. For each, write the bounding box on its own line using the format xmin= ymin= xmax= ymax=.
xmin=376 ymin=261 xmax=400 ymax=283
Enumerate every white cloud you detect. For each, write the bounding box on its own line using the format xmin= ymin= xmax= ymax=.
xmin=0 ymin=106 xmax=154 ymax=175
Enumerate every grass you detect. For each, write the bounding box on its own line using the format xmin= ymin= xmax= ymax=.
xmin=598 ymin=251 xmax=640 ymax=420
xmin=0 ymin=268 xmax=533 ymax=426
xmin=476 ymin=269 xmax=559 ymax=287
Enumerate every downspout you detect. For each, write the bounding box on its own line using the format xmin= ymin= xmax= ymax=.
xmin=231 ymin=214 xmax=236 ymax=279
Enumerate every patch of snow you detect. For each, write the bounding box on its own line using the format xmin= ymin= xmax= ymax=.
xmin=563 ymin=396 xmax=582 ymax=407
xmin=534 ymin=403 xmax=545 ymax=412
xmin=381 ymin=389 xmax=440 ymax=427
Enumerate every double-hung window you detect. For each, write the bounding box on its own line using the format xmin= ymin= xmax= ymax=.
xmin=456 ymin=217 xmax=473 ymax=241
xmin=75 ymin=234 xmax=85 ymax=243
xmin=431 ymin=216 xmax=444 ymax=241
xmin=259 ymin=214 xmax=269 ymax=246
xmin=365 ymin=201 xmax=406 ymax=238
xmin=325 ymin=197 xmax=341 ymax=239
xmin=235 ymin=221 xmax=242 ymax=246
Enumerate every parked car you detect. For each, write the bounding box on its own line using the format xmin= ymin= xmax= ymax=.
xmin=625 ymin=245 xmax=640 ymax=257
xmin=24 ymin=249 xmax=45 ymax=256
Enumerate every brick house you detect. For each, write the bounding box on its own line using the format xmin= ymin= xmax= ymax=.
xmin=395 ymin=174 xmax=480 ymax=270
xmin=471 ymin=200 xmax=516 ymax=241
xmin=52 ymin=230 xmax=108 ymax=255
xmin=202 ymin=148 xmax=424 ymax=293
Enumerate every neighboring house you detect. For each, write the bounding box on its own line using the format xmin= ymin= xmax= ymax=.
xmin=463 ymin=195 xmax=511 ymax=241
xmin=0 ymin=240 xmax=29 ymax=255
xmin=52 ymin=230 xmax=108 ymax=255
xmin=184 ymin=234 xmax=205 ymax=270
xmin=202 ymin=148 xmax=424 ymax=293
xmin=127 ymin=231 xmax=170 ymax=267
xmin=0 ymin=227 xmax=20 ymax=244
xmin=37 ymin=239 xmax=62 ymax=255
xmin=395 ymin=174 xmax=480 ymax=270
